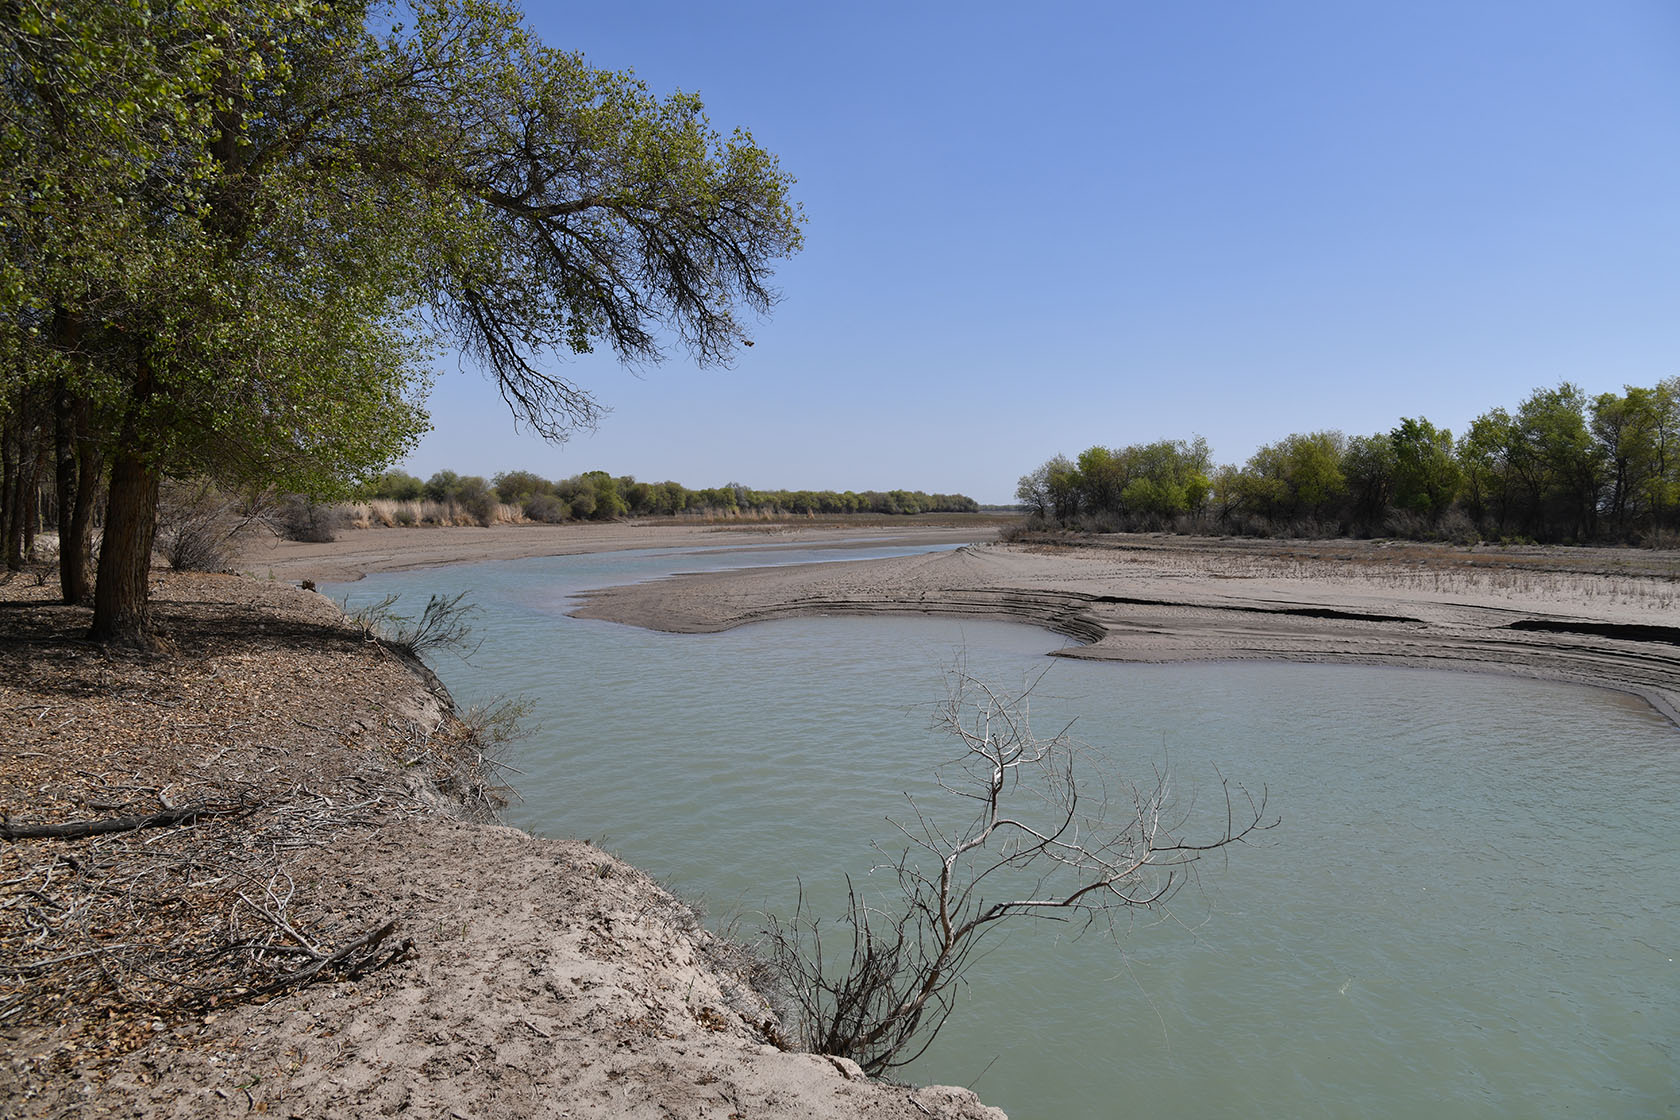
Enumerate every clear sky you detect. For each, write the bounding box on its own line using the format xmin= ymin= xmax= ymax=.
xmin=401 ymin=0 xmax=1680 ymax=505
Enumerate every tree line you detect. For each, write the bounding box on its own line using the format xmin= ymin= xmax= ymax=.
xmin=2 ymin=0 xmax=802 ymax=642
xmin=361 ymin=468 xmax=979 ymax=521
xmin=1017 ymin=379 xmax=1680 ymax=544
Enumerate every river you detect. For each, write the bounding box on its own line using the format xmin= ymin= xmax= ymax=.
xmin=332 ymin=541 xmax=1679 ymax=1119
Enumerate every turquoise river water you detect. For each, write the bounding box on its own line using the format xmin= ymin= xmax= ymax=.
xmin=331 ymin=541 xmax=1679 ymax=1119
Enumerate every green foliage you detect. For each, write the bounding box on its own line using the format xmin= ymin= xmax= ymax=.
xmin=1590 ymin=381 xmax=1680 ymax=538
xmin=372 ymin=466 xmax=980 ymax=522
xmin=1506 ymin=384 xmax=1604 ymax=541
xmin=4 ymin=0 xmax=804 ymax=640
xmin=423 ymin=470 xmax=463 ymax=504
xmin=454 ymin=476 xmax=495 ymax=526
xmin=1339 ymin=434 xmax=1396 ymax=530
xmin=1231 ymin=431 xmax=1347 ymax=527
xmin=1019 ymin=440 xmax=1212 ymax=529
xmin=364 ymin=470 xmax=426 ymax=502
xmin=1019 ymin=375 xmax=1680 ymax=544
xmin=1389 ymin=417 xmax=1461 ymax=519
xmin=345 ymin=590 xmax=481 ymax=660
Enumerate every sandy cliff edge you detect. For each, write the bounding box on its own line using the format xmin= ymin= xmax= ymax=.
xmin=0 ymin=569 xmax=1004 ymax=1120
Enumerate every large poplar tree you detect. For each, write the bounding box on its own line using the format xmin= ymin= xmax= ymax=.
xmin=2 ymin=0 xmax=802 ymax=643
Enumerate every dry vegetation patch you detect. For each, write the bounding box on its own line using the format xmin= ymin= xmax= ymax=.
xmin=0 ymin=571 xmax=455 ymax=1095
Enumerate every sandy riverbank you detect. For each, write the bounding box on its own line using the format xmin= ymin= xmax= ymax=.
xmin=242 ymin=520 xmax=1679 ymax=725
xmin=0 ymin=569 xmax=1004 ymax=1120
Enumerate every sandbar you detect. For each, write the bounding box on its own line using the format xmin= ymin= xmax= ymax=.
xmin=570 ymin=533 xmax=1680 ymax=726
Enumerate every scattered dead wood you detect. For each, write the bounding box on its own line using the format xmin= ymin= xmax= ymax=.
xmin=0 ymin=571 xmax=449 ymax=1080
xmin=0 ymin=799 xmax=259 ymax=841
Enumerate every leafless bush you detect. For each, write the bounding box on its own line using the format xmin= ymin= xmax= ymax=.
xmin=157 ymin=480 xmax=268 ymax=571
xmin=421 ymin=697 xmax=532 ymax=822
xmin=272 ymin=494 xmax=344 ymax=542
xmin=763 ymin=669 xmax=1273 ymax=1077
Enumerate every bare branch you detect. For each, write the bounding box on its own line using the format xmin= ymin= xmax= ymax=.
xmin=763 ymin=666 xmax=1277 ymax=1077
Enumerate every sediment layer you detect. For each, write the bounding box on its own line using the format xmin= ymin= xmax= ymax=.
xmin=570 ymin=537 xmax=1680 ymax=726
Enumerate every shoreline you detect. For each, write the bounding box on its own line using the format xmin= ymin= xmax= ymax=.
xmin=1 ymin=569 xmax=1005 ymax=1120
xmin=238 ymin=518 xmax=1003 ymax=584
xmin=241 ymin=521 xmax=1680 ymax=726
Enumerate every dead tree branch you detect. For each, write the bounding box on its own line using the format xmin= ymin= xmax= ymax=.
xmin=0 ymin=800 xmax=260 ymax=841
xmin=765 ymin=667 xmax=1277 ymax=1077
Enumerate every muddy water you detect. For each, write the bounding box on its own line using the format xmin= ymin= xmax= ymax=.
xmin=334 ymin=544 xmax=1679 ymax=1120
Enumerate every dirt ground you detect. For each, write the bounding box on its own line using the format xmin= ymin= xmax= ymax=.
xmin=0 ymin=567 xmax=1003 ymax=1120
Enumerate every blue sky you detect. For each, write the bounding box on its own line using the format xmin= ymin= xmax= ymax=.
xmin=403 ymin=1 xmax=1680 ymax=505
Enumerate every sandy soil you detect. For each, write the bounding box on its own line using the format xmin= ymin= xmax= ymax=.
xmin=0 ymin=570 xmax=1003 ymax=1120
xmin=569 ymin=532 xmax=1680 ymax=726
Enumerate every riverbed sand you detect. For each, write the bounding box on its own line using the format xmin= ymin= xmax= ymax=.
xmin=568 ymin=533 xmax=1680 ymax=725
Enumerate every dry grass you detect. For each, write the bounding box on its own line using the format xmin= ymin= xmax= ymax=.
xmin=344 ymin=499 xmax=526 ymax=529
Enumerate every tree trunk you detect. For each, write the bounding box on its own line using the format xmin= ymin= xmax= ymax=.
xmin=51 ymin=310 xmax=98 ymax=603
xmin=2 ymin=409 xmax=21 ymax=571
xmin=90 ymin=447 xmax=161 ymax=643
xmin=90 ymin=346 xmax=160 ymax=645
xmin=23 ymin=437 xmax=47 ymax=557
xmin=54 ymin=381 xmax=100 ymax=604
xmin=54 ymin=384 xmax=78 ymax=595
xmin=70 ymin=436 xmax=103 ymax=596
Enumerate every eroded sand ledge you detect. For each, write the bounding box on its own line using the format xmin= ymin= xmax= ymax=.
xmin=2 ymin=570 xmax=1006 ymax=1120
xmin=571 ymin=536 xmax=1680 ymax=726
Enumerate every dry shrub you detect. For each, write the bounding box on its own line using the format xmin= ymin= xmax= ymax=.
xmin=158 ymin=481 xmax=265 ymax=571
xmin=273 ymin=495 xmax=343 ymax=543
xmin=524 ymin=493 xmax=569 ymax=522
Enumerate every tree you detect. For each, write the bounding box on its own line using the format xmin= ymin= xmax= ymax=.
xmin=1044 ymin=454 xmax=1082 ymax=522
xmin=1389 ymin=417 xmax=1461 ymax=519
xmin=1648 ymin=377 xmax=1680 ymax=540
xmin=1457 ymin=408 xmax=1516 ymax=535
xmin=1340 ymin=433 xmax=1396 ymax=532
xmin=1511 ymin=384 xmax=1603 ymax=541
xmin=1116 ymin=437 xmax=1213 ymax=523
xmin=491 ymin=469 xmax=554 ymax=505
xmin=4 ymin=0 xmax=802 ymax=643
xmin=1015 ymin=463 xmax=1053 ymax=519
xmin=1590 ymin=383 xmax=1680 ymax=540
xmin=1075 ymin=445 xmax=1125 ymax=519
xmin=764 ymin=670 xmax=1272 ymax=1077
xmin=365 ymin=470 xmax=426 ymax=502
xmin=1236 ymin=431 xmax=1347 ymax=526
